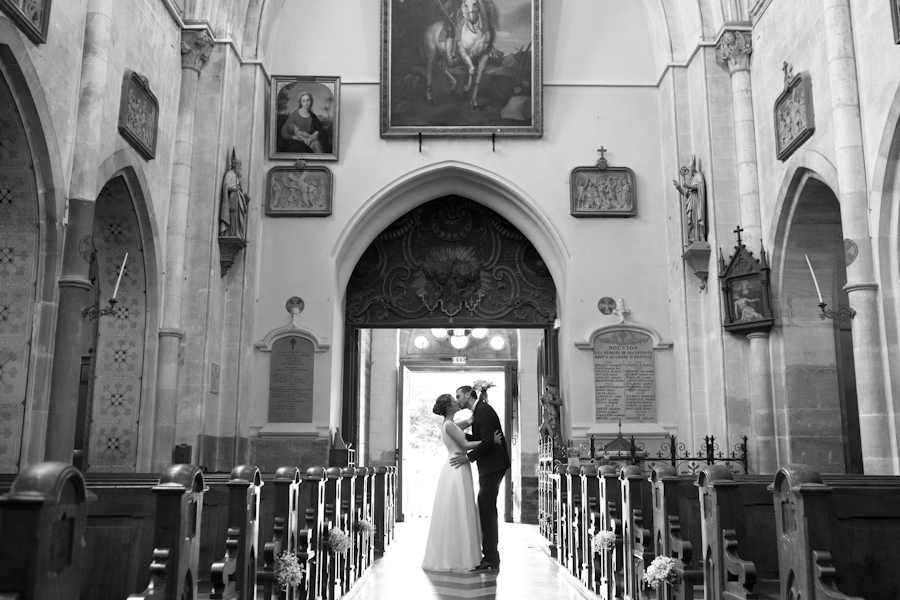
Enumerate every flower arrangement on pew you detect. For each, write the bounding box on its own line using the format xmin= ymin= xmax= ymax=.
xmin=643 ymin=555 xmax=677 ymax=590
xmin=354 ymin=519 xmax=376 ymax=536
xmin=592 ymin=529 xmax=617 ymax=554
xmin=276 ymin=551 xmax=305 ymax=591
xmin=327 ymin=528 xmax=351 ymax=554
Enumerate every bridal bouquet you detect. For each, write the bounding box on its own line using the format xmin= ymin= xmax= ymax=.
xmin=592 ymin=530 xmax=617 ymax=553
xmin=643 ymin=555 xmax=677 ymax=590
xmin=473 ymin=379 xmax=495 ymax=393
xmin=326 ymin=528 xmax=351 ymax=554
xmin=276 ymin=551 xmax=305 ymax=591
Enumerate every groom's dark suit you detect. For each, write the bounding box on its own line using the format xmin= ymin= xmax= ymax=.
xmin=465 ymin=399 xmax=511 ymax=566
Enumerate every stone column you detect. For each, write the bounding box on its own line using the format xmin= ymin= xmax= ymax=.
xmin=823 ymin=0 xmax=891 ymax=474
xmin=152 ymin=30 xmax=214 ymax=470
xmin=44 ymin=0 xmax=114 ymax=463
xmin=715 ymin=30 xmax=762 ymax=250
xmin=747 ymin=332 xmax=777 ymax=473
xmin=716 ymin=30 xmax=776 ymax=472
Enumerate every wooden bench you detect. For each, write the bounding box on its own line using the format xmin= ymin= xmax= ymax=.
xmin=773 ymin=465 xmax=900 ymax=600
xmin=597 ymin=464 xmax=623 ymax=600
xmin=650 ymin=465 xmax=704 ymax=600
xmin=579 ymin=465 xmax=600 ymax=592
xmin=207 ymin=465 xmax=262 ymax=599
xmin=620 ymin=465 xmax=654 ymax=600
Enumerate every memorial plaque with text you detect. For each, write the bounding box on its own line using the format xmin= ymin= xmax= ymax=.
xmin=593 ymin=330 xmax=655 ymax=422
xmin=269 ymin=336 xmax=314 ymax=423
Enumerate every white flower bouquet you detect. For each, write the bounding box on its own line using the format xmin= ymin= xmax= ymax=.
xmin=592 ymin=529 xmax=617 ymax=553
xmin=643 ymin=555 xmax=677 ymax=590
xmin=326 ymin=528 xmax=351 ymax=554
xmin=276 ymin=551 xmax=305 ymax=590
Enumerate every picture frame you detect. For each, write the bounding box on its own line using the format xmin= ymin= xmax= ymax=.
xmin=265 ymin=165 xmax=333 ymax=217
xmin=774 ymin=69 xmax=815 ymax=162
xmin=0 ymin=0 xmax=51 ymax=44
xmin=117 ymin=71 xmax=159 ymax=161
xmin=380 ymin=0 xmax=542 ymax=138
xmin=570 ymin=165 xmax=636 ymax=218
xmin=892 ymin=0 xmax=900 ymax=44
xmin=269 ymin=75 xmax=340 ymax=161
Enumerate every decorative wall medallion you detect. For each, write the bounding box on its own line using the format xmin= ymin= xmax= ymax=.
xmin=286 ymin=296 xmax=305 ymax=314
xmin=117 ymin=71 xmax=159 ymax=161
xmin=598 ymin=297 xmax=616 ymax=315
xmin=265 ymin=164 xmax=332 ymax=217
xmin=0 ymin=0 xmax=52 ymax=44
xmin=570 ymin=147 xmax=636 ymax=217
xmin=345 ymin=196 xmax=557 ymax=326
xmin=844 ymin=239 xmax=858 ymax=266
xmin=774 ymin=63 xmax=815 ymax=161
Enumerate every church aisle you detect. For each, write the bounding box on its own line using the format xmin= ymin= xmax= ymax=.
xmin=347 ymin=520 xmax=590 ymax=600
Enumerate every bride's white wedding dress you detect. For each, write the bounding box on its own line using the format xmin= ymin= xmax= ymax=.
xmin=421 ymin=420 xmax=482 ymax=571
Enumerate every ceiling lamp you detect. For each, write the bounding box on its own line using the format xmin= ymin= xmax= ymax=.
xmin=431 ymin=328 xmax=448 ymax=339
xmin=413 ymin=335 xmax=430 ymax=349
xmin=450 ymin=333 xmax=469 ymax=349
xmin=470 ymin=328 xmax=489 ymax=339
xmin=489 ymin=335 xmax=505 ymax=350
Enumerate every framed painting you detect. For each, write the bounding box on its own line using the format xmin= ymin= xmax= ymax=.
xmin=570 ymin=166 xmax=636 ymax=218
xmin=380 ymin=0 xmax=542 ymax=137
xmin=265 ymin=165 xmax=333 ymax=217
xmin=0 ymin=0 xmax=51 ymax=44
xmin=269 ymin=75 xmax=340 ymax=161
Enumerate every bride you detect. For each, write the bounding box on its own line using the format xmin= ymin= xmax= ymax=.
xmin=422 ymin=393 xmax=502 ymax=571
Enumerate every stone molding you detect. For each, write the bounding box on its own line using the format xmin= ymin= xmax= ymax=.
xmin=158 ymin=327 xmax=185 ymax=340
xmin=843 ymin=281 xmax=878 ymax=293
xmin=57 ymin=275 xmax=92 ymax=291
xmin=716 ymin=30 xmax=752 ymax=74
xmin=574 ymin=321 xmax=673 ymax=350
xmin=255 ymin=309 xmax=330 ymax=353
xmin=180 ymin=30 xmax=214 ymax=73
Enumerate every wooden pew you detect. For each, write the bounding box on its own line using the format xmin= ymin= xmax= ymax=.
xmin=564 ymin=465 xmax=584 ymax=580
xmin=386 ymin=466 xmax=397 ymax=545
xmin=620 ymin=465 xmax=654 ymax=600
xmin=597 ymin=464 xmax=622 ymax=600
xmin=551 ymin=465 xmax=571 ymax=571
xmin=322 ymin=466 xmax=343 ymax=600
xmin=0 ymin=462 xmax=91 ymax=600
xmin=650 ymin=465 xmax=703 ymax=600
xmin=698 ymin=465 xmax=779 ymax=599
xmin=773 ymin=465 xmax=900 ymax=600
xmin=355 ymin=467 xmax=374 ymax=575
xmin=208 ymin=465 xmax=262 ymax=600
xmin=258 ymin=466 xmax=306 ymax=600
xmin=128 ymin=465 xmax=206 ymax=600
xmin=579 ymin=465 xmax=600 ymax=592
xmin=373 ymin=467 xmax=390 ymax=553
xmin=339 ymin=467 xmax=357 ymax=594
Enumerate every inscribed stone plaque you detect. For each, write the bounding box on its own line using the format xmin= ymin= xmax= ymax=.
xmin=593 ymin=330 xmax=655 ymax=423
xmin=269 ymin=336 xmax=314 ymax=423
xmin=210 ymin=363 xmax=220 ymax=395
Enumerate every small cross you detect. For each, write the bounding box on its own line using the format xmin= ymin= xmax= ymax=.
xmin=289 ymin=338 xmax=297 ymax=350
xmin=734 ymin=225 xmax=744 ymax=245
xmin=596 ymin=146 xmax=608 ymax=169
xmin=597 ymin=147 xmax=607 ymax=160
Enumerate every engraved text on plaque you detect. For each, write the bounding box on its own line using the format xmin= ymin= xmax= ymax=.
xmin=269 ymin=336 xmax=314 ymax=423
xmin=593 ymin=330 xmax=655 ymax=422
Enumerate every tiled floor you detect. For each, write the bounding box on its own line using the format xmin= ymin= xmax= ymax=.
xmin=347 ymin=519 xmax=591 ymax=600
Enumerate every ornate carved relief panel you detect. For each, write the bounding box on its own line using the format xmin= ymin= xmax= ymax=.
xmin=346 ymin=196 xmax=557 ymax=327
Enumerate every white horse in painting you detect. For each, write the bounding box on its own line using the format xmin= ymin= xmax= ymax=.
xmin=422 ymin=0 xmax=497 ymax=110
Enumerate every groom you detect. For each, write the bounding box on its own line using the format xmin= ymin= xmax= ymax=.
xmin=450 ymin=385 xmax=511 ymax=571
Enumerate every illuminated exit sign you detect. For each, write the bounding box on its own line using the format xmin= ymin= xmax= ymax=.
xmin=452 ymin=356 xmax=467 ymax=364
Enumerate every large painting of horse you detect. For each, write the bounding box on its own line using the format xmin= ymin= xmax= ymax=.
xmin=380 ymin=0 xmax=542 ymax=137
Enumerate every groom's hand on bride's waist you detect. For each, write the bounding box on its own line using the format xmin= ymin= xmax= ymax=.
xmin=449 ymin=452 xmax=468 ymax=468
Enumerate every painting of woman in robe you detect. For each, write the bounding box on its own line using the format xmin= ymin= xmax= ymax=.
xmin=270 ymin=76 xmax=340 ymax=160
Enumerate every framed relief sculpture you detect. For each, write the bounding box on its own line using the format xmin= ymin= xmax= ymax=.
xmin=0 ymin=0 xmax=51 ymax=44
xmin=269 ymin=75 xmax=340 ymax=161
xmin=774 ymin=63 xmax=814 ymax=161
xmin=718 ymin=227 xmax=774 ymax=334
xmin=570 ymin=148 xmax=636 ymax=217
xmin=265 ymin=163 xmax=333 ymax=217
xmin=117 ymin=71 xmax=159 ymax=160
xmin=380 ymin=0 xmax=542 ymax=137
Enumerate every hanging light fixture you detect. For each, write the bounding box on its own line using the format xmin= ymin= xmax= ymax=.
xmin=431 ymin=328 xmax=449 ymax=339
xmin=449 ymin=332 xmax=469 ymax=349
xmin=489 ymin=335 xmax=505 ymax=350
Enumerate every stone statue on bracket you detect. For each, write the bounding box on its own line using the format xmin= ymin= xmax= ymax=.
xmin=219 ymin=149 xmax=249 ymax=241
xmin=673 ymin=155 xmax=707 ymax=245
xmin=539 ymin=376 xmax=563 ymax=447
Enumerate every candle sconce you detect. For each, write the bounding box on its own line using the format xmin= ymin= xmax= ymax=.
xmin=82 ymin=298 xmax=119 ymax=321
xmin=818 ymin=302 xmax=855 ymax=321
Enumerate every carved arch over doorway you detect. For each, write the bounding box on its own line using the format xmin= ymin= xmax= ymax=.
xmin=345 ymin=195 xmax=557 ymax=327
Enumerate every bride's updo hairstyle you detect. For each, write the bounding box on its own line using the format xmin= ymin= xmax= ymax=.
xmin=432 ymin=394 xmax=454 ymax=416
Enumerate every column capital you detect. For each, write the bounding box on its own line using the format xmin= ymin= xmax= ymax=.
xmin=716 ymin=30 xmax=753 ymax=74
xmin=181 ymin=30 xmax=214 ymax=73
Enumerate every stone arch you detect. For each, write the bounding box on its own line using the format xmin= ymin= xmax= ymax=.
xmin=332 ymin=161 xmax=569 ymax=304
xmin=94 ymin=154 xmax=163 ymax=471
xmin=0 ymin=39 xmax=67 ymax=469
xmin=871 ymin=80 xmax=900 ymax=427
xmin=768 ymin=165 xmax=861 ymax=473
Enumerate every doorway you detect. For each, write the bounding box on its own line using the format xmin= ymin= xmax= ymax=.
xmin=400 ymin=367 xmax=510 ymax=523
